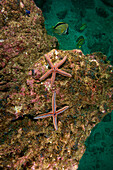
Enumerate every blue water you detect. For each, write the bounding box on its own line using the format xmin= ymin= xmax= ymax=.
xmin=34 ymin=0 xmax=113 ymax=64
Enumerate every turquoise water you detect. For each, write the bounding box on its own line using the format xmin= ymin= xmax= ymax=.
xmin=34 ymin=0 xmax=113 ymax=64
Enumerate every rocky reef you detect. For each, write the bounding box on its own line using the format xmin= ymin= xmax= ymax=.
xmin=0 ymin=0 xmax=113 ymax=169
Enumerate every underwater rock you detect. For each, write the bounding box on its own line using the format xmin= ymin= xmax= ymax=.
xmin=0 ymin=0 xmax=58 ymax=93
xmin=1 ymin=47 xmax=113 ymax=169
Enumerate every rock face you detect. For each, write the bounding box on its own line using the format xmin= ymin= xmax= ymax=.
xmin=1 ymin=48 xmax=113 ymax=169
xmin=0 ymin=0 xmax=58 ymax=92
xmin=0 ymin=0 xmax=113 ymax=169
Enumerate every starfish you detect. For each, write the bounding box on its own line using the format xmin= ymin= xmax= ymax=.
xmin=34 ymin=91 xmax=69 ymax=130
xmin=40 ymin=55 xmax=72 ymax=87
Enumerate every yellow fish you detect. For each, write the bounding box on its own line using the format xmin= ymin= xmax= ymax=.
xmin=52 ymin=22 xmax=69 ymax=35
xmin=80 ymin=23 xmax=87 ymax=31
xmin=76 ymin=36 xmax=85 ymax=48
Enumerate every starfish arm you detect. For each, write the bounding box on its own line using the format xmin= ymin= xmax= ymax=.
xmin=52 ymin=91 xmax=56 ymax=113
xmin=51 ymin=72 xmax=56 ymax=87
xmin=56 ymin=69 xmax=72 ymax=77
xmin=56 ymin=106 xmax=69 ymax=115
xmin=40 ymin=69 xmax=53 ymax=81
xmin=45 ymin=55 xmax=54 ymax=68
xmin=53 ymin=114 xmax=58 ymax=130
xmin=55 ymin=56 xmax=67 ymax=68
xmin=34 ymin=112 xmax=53 ymax=119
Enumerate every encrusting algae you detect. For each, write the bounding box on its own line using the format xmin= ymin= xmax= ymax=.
xmin=0 ymin=0 xmax=113 ymax=169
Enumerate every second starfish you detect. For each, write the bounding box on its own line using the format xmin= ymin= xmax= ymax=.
xmin=34 ymin=91 xmax=69 ymax=130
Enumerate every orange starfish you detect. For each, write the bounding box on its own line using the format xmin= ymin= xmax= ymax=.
xmin=34 ymin=91 xmax=69 ymax=130
xmin=40 ymin=55 xmax=72 ymax=87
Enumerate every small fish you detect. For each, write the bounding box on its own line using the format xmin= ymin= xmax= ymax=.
xmin=79 ymin=23 xmax=87 ymax=31
xmin=25 ymin=9 xmax=30 ymax=16
xmin=25 ymin=9 xmax=30 ymax=15
xmin=52 ymin=22 xmax=69 ymax=35
xmin=76 ymin=36 xmax=85 ymax=48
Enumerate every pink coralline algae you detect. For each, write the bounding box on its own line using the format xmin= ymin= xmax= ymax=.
xmin=27 ymin=79 xmax=35 ymax=88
